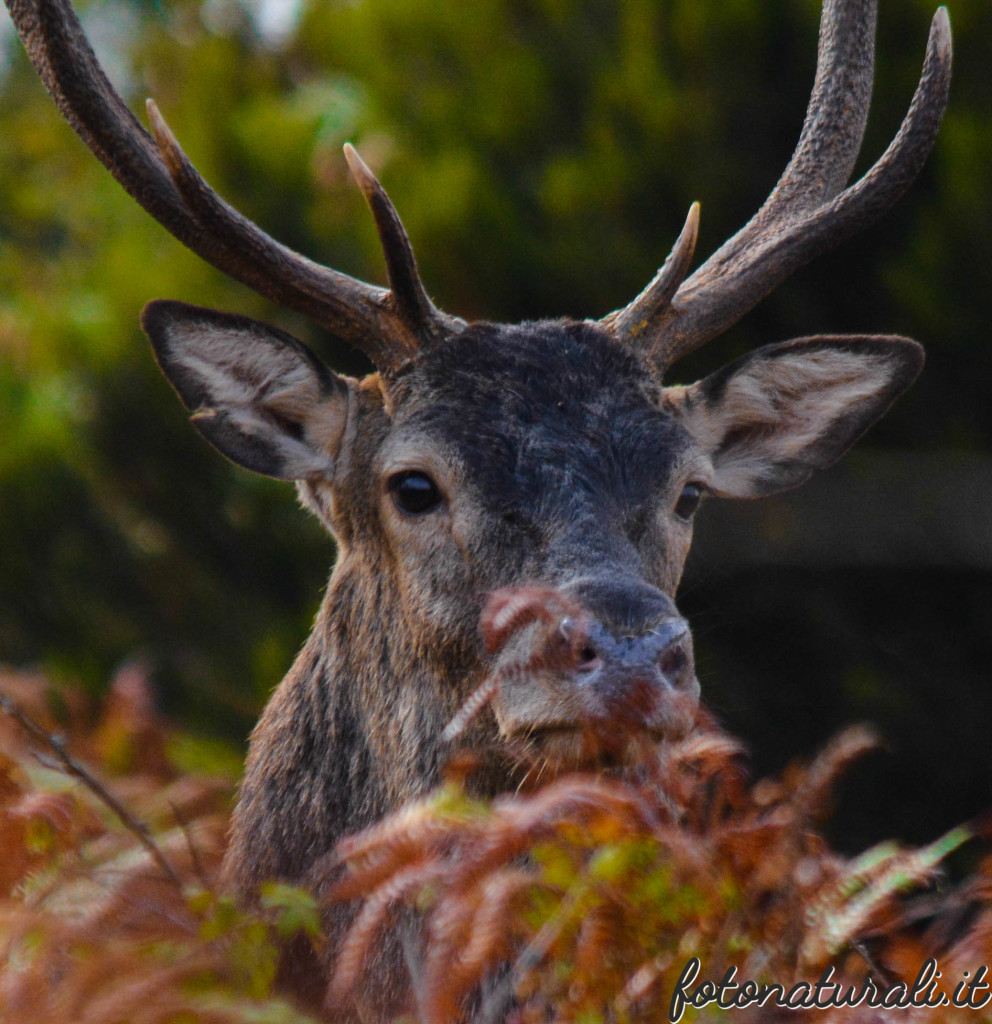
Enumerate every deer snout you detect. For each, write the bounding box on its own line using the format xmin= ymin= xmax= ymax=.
xmin=557 ymin=576 xmax=698 ymax=697
xmin=560 ymin=613 xmax=696 ymax=695
xmin=484 ymin=584 xmax=699 ymax=765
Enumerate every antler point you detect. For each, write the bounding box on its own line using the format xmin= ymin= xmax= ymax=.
xmin=343 ymin=142 xmax=375 ymax=198
xmin=685 ymin=201 xmax=701 ymax=245
xmin=932 ymin=6 xmax=952 ymax=56
xmin=145 ymin=97 xmax=178 ymax=160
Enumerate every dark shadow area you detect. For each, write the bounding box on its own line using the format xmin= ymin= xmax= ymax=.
xmin=681 ymin=563 xmax=992 ymax=850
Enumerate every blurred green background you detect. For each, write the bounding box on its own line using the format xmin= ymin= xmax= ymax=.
xmin=0 ymin=0 xmax=989 ymax=847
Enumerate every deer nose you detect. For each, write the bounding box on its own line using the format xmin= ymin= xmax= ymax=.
xmin=559 ymin=612 xmax=694 ymax=692
xmin=483 ymin=584 xmax=699 ymax=750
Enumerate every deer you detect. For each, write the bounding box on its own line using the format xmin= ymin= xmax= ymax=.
xmin=5 ymin=0 xmax=952 ymax=1017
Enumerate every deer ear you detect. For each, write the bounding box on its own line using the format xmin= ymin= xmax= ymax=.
xmin=677 ymin=336 xmax=923 ymax=498
xmin=141 ymin=300 xmax=353 ymax=481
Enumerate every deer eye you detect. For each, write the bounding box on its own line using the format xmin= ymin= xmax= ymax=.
xmin=389 ymin=471 xmax=443 ymax=516
xmin=674 ymin=483 xmax=703 ymax=522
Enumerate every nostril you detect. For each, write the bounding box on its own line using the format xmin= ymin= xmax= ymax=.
xmin=559 ymin=616 xmax=602 ymax=672
xmin=658 ymin=643 xmax=688 ymax=679
xmin=577 ymin=643 xmax=601 ymax=671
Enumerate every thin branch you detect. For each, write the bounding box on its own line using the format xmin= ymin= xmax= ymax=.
xmin=0 ymin=689 xmax=183 ymax=888
xmin=169 ymin=798 xmax=210 ymax=889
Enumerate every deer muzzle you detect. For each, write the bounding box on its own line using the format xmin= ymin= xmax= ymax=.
xmin=484 ymin=583 xmax=699 ymax=766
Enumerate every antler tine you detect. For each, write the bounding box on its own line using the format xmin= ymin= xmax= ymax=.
xmin=600 ymin=202 xmax=699 ymax=342
xmin=604 ymin=1 xmax=952 ymax=376
xmin=343 ymin=144 xmax=455 ymax=347
xmin=6 ymin=0 xmax=452 ymax=370
xmin=145 ymin=100 xmax=458 ymax=367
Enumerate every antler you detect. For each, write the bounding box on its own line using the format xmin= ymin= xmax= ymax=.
xmin=603 ymin=0 xmax=953 ymax=376
xmin=5 ymin=0 xmax=460 ymax=371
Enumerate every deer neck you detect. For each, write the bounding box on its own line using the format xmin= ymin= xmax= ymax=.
xmin=224 ymin=550 xmax=482 ymax=893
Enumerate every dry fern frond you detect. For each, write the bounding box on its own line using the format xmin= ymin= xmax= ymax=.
xmin=0 ymin=668 xmax=323 ymax=1024
xmin=801 ymin=824 xmax=974 ymax=967
xmin=327 ymin=655 xmax=988 ymax=1024
xmin=4 ymin=620 xmax=992 ymax=1024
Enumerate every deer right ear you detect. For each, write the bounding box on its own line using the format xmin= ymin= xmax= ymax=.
xmin=141 ymin=300 xmax=354 ymax=481
xmin=673 ymin=336 xmax=923 ymax=498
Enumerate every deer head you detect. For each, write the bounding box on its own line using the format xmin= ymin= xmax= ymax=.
xmin=7 ymin=0 xmax=950 ymax=918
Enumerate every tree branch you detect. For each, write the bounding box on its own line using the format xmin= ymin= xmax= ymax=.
xmin=0 ymin=689 xmax=182 ymax=888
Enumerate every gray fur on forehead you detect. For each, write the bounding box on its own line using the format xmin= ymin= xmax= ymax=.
xmin=387 ymin=319 xmax=665 ymax=412
xmin=383 ymin=319 xmax=690 ymax=508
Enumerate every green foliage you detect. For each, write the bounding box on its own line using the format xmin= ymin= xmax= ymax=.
xmin=1 ymin=0 xmax=991 ymax=785
xmin=260 ymin=882 xmax=323 ymax=942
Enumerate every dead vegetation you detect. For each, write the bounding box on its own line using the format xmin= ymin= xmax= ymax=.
xmin=1 ymin=652 xmax=990 ymax=1023
xmin=325 ymin=718 xmax=991 ymax=1023
xmin=0 ymin=666 xmax=322 ymax=1024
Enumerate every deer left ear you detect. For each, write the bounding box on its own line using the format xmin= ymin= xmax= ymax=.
xmin=142 ymin=300 xmax=354 ymax=481
xmin=675 ymin=336 xmax=923 ymax=498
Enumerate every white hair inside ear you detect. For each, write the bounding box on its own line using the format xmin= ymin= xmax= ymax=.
xmin=676 ymin=336 xmax=923 ymax=498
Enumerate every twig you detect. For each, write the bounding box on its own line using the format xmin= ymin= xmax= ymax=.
xmin=399 ymin=913 xmax=435 ymax=1024
xmin=0 ymin=689 xmax=183 ymax=888
xmin=169 ymin=798 xmax=210 ymax=889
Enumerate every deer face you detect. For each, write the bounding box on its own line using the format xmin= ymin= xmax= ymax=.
xmin=142 ymin=303 xmax=920 ymax=769
xmin=357 ymin=321 xmax=703 ymax=762
xmin=369 ymin=325 xmax=692 ymax=620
